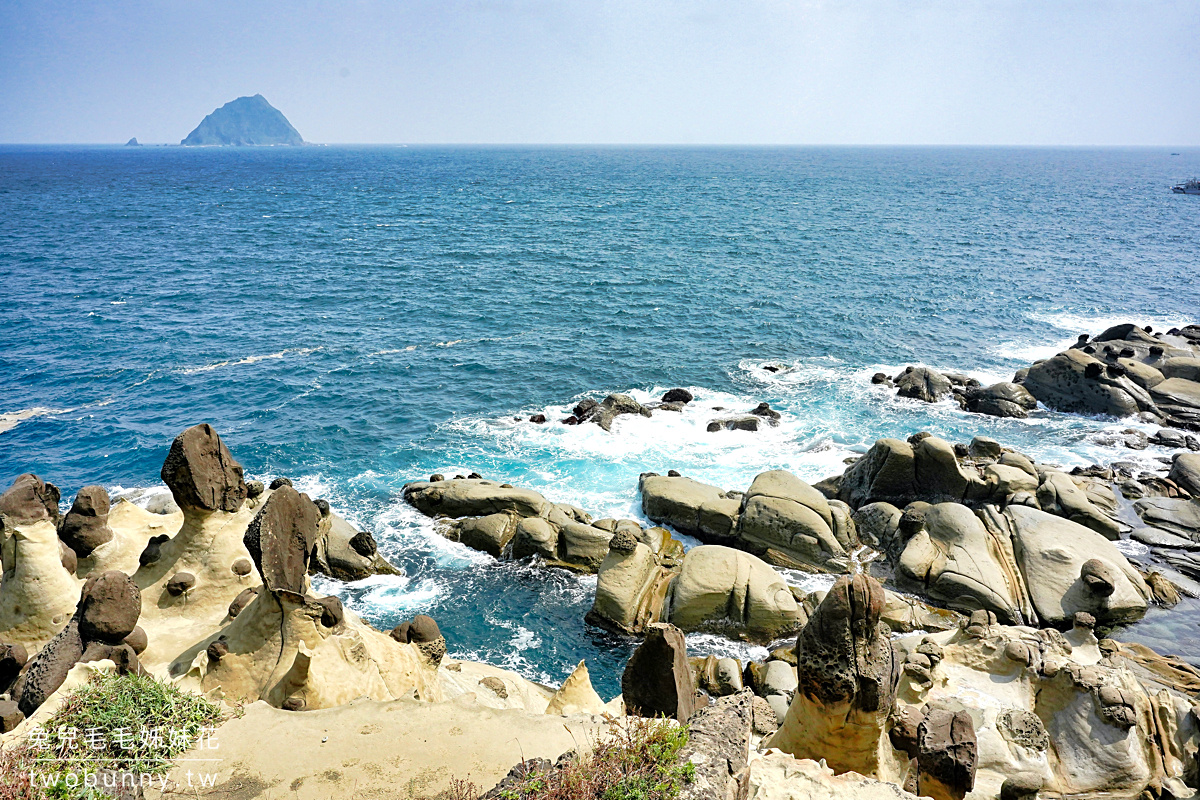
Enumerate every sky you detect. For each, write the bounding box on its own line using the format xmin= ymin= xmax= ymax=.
xmin=1 ymin=0 xmax=1198 ymax=145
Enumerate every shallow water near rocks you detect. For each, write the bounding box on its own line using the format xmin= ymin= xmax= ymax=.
xmin=2 ymin=145 xmax=1199 ymax=695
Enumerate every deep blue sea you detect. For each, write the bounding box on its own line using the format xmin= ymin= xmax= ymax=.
xmin=2 ymin=145 xmax=1199 ymax=694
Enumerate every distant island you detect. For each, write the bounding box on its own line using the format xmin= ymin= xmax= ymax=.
xmin=181 ymin=94 xmax=304 ymax=146
xmin=124 ymin=137 xmax=140 ymax=146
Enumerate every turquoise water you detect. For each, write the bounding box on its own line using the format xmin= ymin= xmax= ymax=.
xmin=2 ymin=145 xmax=1198 ymax=694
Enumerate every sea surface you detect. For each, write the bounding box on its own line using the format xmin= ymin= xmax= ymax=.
xmin=2 ymin=145 xmax=1199 ymax=695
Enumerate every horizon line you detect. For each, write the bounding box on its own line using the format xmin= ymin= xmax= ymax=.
xmin=2 ymin=141 xmax=1198 ymax=149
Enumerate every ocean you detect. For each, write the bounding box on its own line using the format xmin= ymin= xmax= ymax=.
xmin=2 ymin=144 xmax=1198 ymax=695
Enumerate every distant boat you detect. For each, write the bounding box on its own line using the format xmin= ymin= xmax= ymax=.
xmin=1173 ymin=178 xmax=1200 ymax=194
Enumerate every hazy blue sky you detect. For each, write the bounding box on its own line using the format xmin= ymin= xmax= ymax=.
xmin=2 ymin=0 xmax=1197 ymax=145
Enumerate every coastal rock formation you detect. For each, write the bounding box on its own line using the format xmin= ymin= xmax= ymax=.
xmin=310 ymin=508 xmax=401 ymax=581
xmin=0 ymin=477 xmax=81 ymax=650
xmin=181 ymin=94 xmax=304 ymax=146
xmin=57 ymin=486 xmax=114 ymax=557
xmin=174 ymin=485 xmax=440 ymax=709
xmin=640 ymin=470 xmax=859 ymax=572
xmin=768 ymin=574 xmax=903 ymax=779
xmin=620 ymin=623 xmax=697 ymax=721
xmin=403 ymin=477 xmax=636 ymax=572
xmin=0 ymin=473 xmax=61 ymax=526
xmin=11 ymin=570 xmax=143 ymax=717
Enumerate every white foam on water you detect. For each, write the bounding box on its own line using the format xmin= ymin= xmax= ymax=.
xmin=684 ymin=633 xmax=770 ymax=663
xmin=179 ymin=347 xmax=321 ymax=375
xmin=1027 ymin=311 xmax=1195 ymax=337
xmin=1114 ymin=538 xmax=1151 ymax=559
xmin=0 ymin=406 xmax=64 ymax=435
xmin=778 ymin=569 xmax=838 ymax=596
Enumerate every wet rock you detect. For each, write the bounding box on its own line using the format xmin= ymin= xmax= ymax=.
xmin=58 ymin=486 xmax=114 ymax=557
xmin=750 ymin=402 xmax=781 ymax=420
xmin=160 ymin=424 xmax=247 ymax=512
xmin=662 ymin=388 xmax=694 ymax=404
xmin=528 ymin=413 xmax=547 ymax=424
xmin=896 ymin=367 xmax=953 ymax=403
xmin=621 ymin=623 xmax=697 ymax=722
xmin=961 ymin=383 xmax=1038 ymax=418
xmin=591 ymin=393 xmax=652 ymax=431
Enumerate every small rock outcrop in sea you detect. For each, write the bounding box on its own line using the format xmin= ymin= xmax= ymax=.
xmin=124 ymin=137 xmax=140 ymax=146
xmin=402 ymin=476 xmax=678 ymax=572
xmin=181 ymin=94 xmax=304 ymax=146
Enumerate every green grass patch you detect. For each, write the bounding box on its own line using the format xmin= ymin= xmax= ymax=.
xmin=0 ymin=671 xmax=223 ymax=800
xmin=444 ymin=716 xmax=694 ymax=800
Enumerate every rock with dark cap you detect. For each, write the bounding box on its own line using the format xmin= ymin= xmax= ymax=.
xmin=13 ymin=571 xmax=143 ymax=715
xmin=165 ymin=572 xmax=196 ymax=597
xmin=160 ymin=424 xmax=247 ymax=513
xmin=0 ymin=642 xmax=28 ymax=693
xmin=662 ymin=388 xmax=694 ymax=404
xmin=243 ymin=485 xmax=322 ymax=596
xmin=621 ymin=623 xmax=697 ymax=722
xmin=0 ymin=473 xmax=61 ymax=525
xmin=78 ymin=571 xmax=141 ymax=643
xmin=58 ymin=486 xmax=114 ymax=557
xmin=918 ymin=709 xmax=977 ymax=800
xmin=269 ymin=477 xmax=293 ymax=490
xmin=228 ymin=586 xmax=258 ymax=618
xmin=1080 ymin=558 xmax=1116 ymax=597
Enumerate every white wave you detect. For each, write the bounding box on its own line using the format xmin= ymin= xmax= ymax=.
xmin=1114 ymin=538 xmax=1151 ymax=559
xmin=1028 ymin=311 xmax=1195 ymax=337
xmin=0 ymin=406 xmax=64 ymax=435
xmin=684 ymin=633 xmax=769 ymax=663
xmin=180 ymin=347 xmax=321 ymax=375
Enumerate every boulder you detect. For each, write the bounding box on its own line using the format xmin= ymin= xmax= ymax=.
xmin=1018 ymin=349 xmax=1158 ymax=419
xmin=853 ymin=502 xmax=902 ymax=550
xmin=917 ymin=709 xmax=978 ymax=800
xmin=0 ymin=473 xmax=61 ymax=526
xmin=839 ymin=436 xmax=983 ymax=509
xmin=1168 ymin=453 xmax=1200 ymax=496
xmin=640 ymin=473 xmax=739 ymax=542
xmin=58 ymin=486 xmax=114 ymax=557
xmin=896 ymin=503 xmax=1030 ymax=624
xmin=403 ymin=478 xmax=551 ymax=519
xmin=662 ymin=388 xmax=694 ymax=404
xmin=592 ymin=393 xmax=652 ymax=431
xmin=768 ymin=574 xmax=900 ymax=778
xmin=735 ymin=470 xmax=851 ymax=570
xmin=961 ymin=383 xmax=1038 ymax=418
xmin=159 ymin=423 xmax=247 ymax=513
xmin=896 ymin=367 xmax=952 ymax=403
xmin=990 ymin=505 xmax=1150 ymax=627
xmin=243 ymin=485 xmax=323 ymax=596
xmin=0 ymin=641 xmax=28 ymax=694
xmin=666 ymin=546 xmax=804 ymax=641
xmin=620 ymin=623 xmax=697 ymax=722
xmin=310 ymin=513 xmax=402 ymax=581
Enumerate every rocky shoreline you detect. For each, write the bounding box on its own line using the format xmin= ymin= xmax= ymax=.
xmin=1 ymin=323 xmax=1199 ymax=799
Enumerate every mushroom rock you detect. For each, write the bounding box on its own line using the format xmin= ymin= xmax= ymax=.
xmin=11 ymin=571 xmax=143 ymax=717
xmin=131 ymin=425 xmax=259 ymax=668
xmin=0 ymin=473 xmax=62 ymax=527
xmin=170 ymin=486 xmax=440 ymax=710
xmin=160 ymin=423 xmax=247 ymax=513
xmin=57 ymin=486 xmax=114 ymax=558
xmin=768 ymin=574 xmax=904 ymax=780
xmin=586 ymin=528 xmax=681 ymax=636
xmin=621 ymin=623 xmax=697 ymax=722
xmin=390 ymin=614 xmax=446 ymax=665
xmin=0 ymin=515 xmax=81 ymax=652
